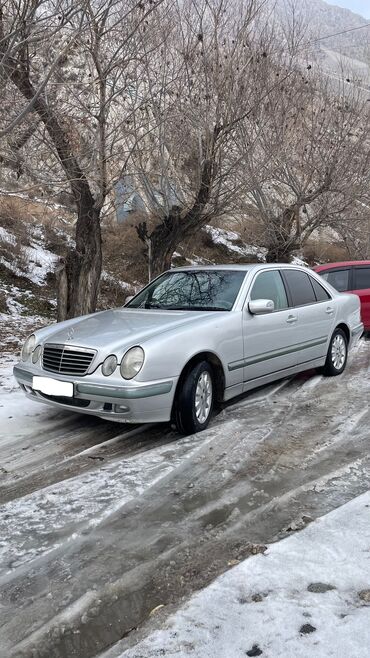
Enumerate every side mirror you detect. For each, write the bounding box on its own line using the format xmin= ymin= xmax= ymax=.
xmin=248 ymin=299 xmax=275 ymax=315
xmin=124 ymin=295 xmax=134 ymax=305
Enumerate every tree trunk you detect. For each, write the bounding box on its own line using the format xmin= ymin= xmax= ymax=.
xmin=57 ymin=204 xmax=102 ymax=320
xmin=149 ymin=220 xmax=179 ymax=279
xmin=139 ymin=127 xmax=221 ymax=279
xmin=6 ymin=67 xmax=103 ymax=320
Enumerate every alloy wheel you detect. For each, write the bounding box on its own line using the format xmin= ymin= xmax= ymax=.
xmin=331 ymin=334 xmax=346 ymax=370
xmin=195 ymin=371 xmax=213 ymax=424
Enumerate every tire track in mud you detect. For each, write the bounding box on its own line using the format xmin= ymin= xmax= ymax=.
xmin=2 ymin=338 xmax=368 ymax=507
xmin=0 ymin=374 xmax=300 ymax=505
xmin=1 ymin=342 xmax=370 ymax=657
xmin=3 ymin=440 xmax=369 ymax=658
xmin=0 ymin=421 xmax=180 ymax=504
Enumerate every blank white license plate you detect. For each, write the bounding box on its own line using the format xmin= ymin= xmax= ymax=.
xmin=33 ymin=376 xmax=73 ymax=397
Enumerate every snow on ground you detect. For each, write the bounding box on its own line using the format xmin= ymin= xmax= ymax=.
xmin=101 ymin=270 xmax=132 ymax=291
xmin=0 ymin=354 xmax=51 ymax=444
xmin=0 ymin=189 xmax=69 ymax=211
xmin=1 ymin=340 xmax=370 ymax=656
xmin=0 ymin=353 xmax=19 ymax=391
xmin=109 ymin=492 xmax=370 ymax=658
xmin=23 ymin=239 xmax=58 ymax=285
xmin=0 ymin=313 xmax=50 ymax=354
xmin=0 ymin=355 xmax=215 ymax=577
xmin=0 ymin=226 xmax=16 ymax=245
xmin=0 ymin=226 xmax=57 ymax=286
xmin=205 ymin=225 xmax=267 ymax=260
xmin=0 ymin=434 xmax=193 ymax=575
xmin=291 ymin=255 xmax=309 ymax=267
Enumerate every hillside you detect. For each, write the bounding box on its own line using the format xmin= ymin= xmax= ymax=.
xmin=274 ymin=0 xmax=370 ymax=80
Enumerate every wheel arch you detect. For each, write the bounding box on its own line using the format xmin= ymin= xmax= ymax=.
xmin=334 ymin=322 xmax=350 ymax=343
xmin=172 ymin=351 xmax=226 ymax=415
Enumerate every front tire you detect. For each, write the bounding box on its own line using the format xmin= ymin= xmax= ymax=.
xmin=174 ymin=361 xmax=214 ymax=435
xmin=321 ymin=328 xmax=348 ymax=376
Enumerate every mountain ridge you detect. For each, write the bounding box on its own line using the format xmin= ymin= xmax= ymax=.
xmin=274 ymin=0 xmax=370 ymax=79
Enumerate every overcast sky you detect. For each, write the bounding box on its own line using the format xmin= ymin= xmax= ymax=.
xmin=326 ymin=0 xmax=370 ymax=18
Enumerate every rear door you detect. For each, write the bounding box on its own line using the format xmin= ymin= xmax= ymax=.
xmin=353 ymin=266 xmax=370 ymax=329
xmin=281 ymin=269 xmax=334 ymax=366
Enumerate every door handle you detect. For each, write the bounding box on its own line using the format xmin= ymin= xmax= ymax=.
xmin=286 ymin=315 xmax=298 ymax=324
xmin=326 ymin=307 xmax=334 ymax=315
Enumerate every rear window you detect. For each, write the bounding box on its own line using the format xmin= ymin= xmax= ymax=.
xmin=320 ymin=269 xmax=350 ymax=292
xmin=353 ymin=267 xmax=370 ymax=290
xmin=282 ymin=270 xmax=316 ymax=306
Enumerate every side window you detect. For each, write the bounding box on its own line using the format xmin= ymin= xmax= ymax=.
xmin=320 ymin=269 xmax=350 ymax=292
xmin=250 ymin=271 xmax=288 ymax=310
xmin=310 ymin=276 xmax=331 ymax=302
xmin=283 ymin=270 xmax=316 ymax=306
xmin=353 ymin=267 xmax=370 ymax=290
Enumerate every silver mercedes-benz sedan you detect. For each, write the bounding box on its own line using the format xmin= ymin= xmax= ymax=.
xmin=14 ymin=264 xmax=363 ymax=434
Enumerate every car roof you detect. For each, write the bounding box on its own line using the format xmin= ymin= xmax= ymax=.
xmin=314 ymin=261 xmax=370 ymax=271
xmin=169 ymin=263 xmax=309 ymax=272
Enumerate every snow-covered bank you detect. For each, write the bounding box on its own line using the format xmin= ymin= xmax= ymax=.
xmin=110 ymin=492 xmax=370 ymax=658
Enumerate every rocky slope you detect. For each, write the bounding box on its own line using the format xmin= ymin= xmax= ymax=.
xmin=275 ymin=0 xmax=370 ymax=78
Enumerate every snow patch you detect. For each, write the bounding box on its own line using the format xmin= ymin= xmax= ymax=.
xmin=112 ymin=492 xmax=370 ymax=658
xmin=205 ymin=225 xmax=267 ymax=260
xmin=23 ymin=240 xmax=58 ymax=285
xmin=0 ymin=227 xmax=16 ymax=245
xmin=0 ymin=443 xmax=182 ymax=575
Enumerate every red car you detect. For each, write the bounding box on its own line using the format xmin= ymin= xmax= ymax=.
xmin=314 ymin=261 xmax=370 ymax=331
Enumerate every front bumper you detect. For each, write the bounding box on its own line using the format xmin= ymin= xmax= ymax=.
xmin=13 ymin=365 xmax=177 ymax=423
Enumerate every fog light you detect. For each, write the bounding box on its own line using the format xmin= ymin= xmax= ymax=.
xmin=114 ymin=404 xmax=129 ymax=413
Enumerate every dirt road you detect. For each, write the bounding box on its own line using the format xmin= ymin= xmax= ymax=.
xmin=0 ymin=341 xmax=369 ymax=657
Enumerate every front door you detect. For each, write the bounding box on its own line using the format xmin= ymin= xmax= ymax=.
xmin=242 ymin=269 xmax=298 ymax=386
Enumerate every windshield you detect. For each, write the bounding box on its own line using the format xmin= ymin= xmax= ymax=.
xmin=127 ymin=270 xmax=246 ymax=311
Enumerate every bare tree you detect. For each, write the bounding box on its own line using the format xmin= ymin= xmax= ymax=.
xmin=129 ymin=0 xmax=268 ymax=278
xmin=0 ymin=0 xmax=164 ymax=319
xmin=236 ymin=56 xmax=370 ymax=262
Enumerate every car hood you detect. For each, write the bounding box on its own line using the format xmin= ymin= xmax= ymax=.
xmin=36 ymin=308 xmax=223 ymax=356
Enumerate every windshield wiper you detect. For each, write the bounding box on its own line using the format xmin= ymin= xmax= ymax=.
xmin=143 ymin=301 xmax=163 ymax=309
xmin=166 ymin=305 xmax=228 ymax=311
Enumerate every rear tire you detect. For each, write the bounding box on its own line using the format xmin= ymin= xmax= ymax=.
xmin=174 ymin=360 xmax=214 ymax=435
xmin=321 ymin=328 xmax=348 ymax=377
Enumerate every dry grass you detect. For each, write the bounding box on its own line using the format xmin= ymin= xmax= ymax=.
xmin=0 ymin=193 xmax=73 ymax=225
xmin=302 ymin=240 xmax=349 ymax=266
xmin=102 ymin=220 xmax=148 ymax=285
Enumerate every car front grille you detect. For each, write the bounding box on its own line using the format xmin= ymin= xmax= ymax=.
xmin=42 ymin=344 xmax=96 ymax=376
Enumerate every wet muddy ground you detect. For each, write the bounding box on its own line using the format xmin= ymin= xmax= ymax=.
xmin=0 ymin=341 xmax=369 ymax=657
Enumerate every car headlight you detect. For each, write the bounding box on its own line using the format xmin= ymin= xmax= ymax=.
xmin=32 ymin=345 xmax=42 ymax=364
xmin=120 ymin=346 xmax=144 ymax=380
xmin=21 ymin=334 xmax=36 ymax=362
xmin=102 ymin=354 xmax=118 ymax=376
